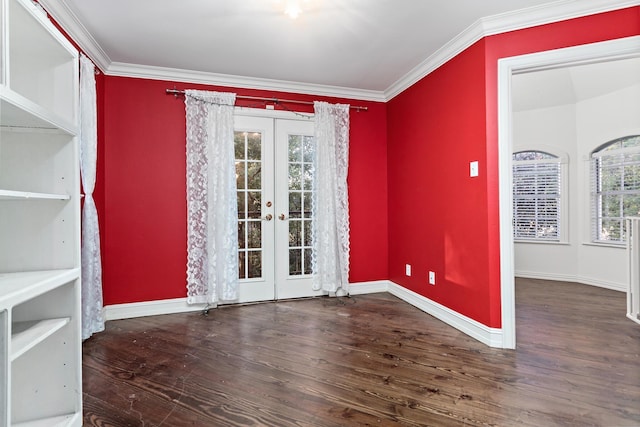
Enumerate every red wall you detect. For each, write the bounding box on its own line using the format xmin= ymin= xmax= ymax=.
xmin=100 ymin=77 xmax=388 ymax=305
xmin=95 ymin=71 xmax=106 ymax=264
xmin=387 ymin=40 xmax=492 ymax=325
xmin=97 ymin=6 xmax=638 ymax=321
xmin=387 ymin=6 xmax=640 ymax=328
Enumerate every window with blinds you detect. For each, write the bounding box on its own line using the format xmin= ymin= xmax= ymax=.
xmin=512 ymin=151 xmax=561 ymax=241
xmin=591 ymin=135 xmax=640 ymax=244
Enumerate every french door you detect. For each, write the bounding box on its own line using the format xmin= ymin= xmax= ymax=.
xmin=234 ymin=114 xmax=322 ymax=303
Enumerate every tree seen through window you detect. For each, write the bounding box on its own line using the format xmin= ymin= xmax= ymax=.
xmin=592 ymin=135 xmax=640 ymax=243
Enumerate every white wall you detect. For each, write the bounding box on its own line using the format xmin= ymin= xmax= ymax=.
xmin=514 ymin=84 xmax=640 ymax=291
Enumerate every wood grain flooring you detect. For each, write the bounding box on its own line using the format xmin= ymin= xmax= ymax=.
xmin=82 ymin=279 xmax=640 ymax=426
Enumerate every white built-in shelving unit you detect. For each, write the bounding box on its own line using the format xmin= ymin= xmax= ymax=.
xmin=0 ymin=0 xmax=82 ymax=425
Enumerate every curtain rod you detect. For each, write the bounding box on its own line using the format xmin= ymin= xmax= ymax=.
xmin=165 ymin=89 xmax=368 ymax=112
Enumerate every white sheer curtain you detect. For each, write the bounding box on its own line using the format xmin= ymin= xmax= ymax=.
xmin=185 ymin=90 xmax=239 ymax=305
xmin=311 ymin=101 xmax=351 ymax=295
xmin=79 ymin=54 xmax=105 ymax=340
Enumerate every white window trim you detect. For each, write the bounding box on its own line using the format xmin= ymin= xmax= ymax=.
xmin=590 ymin=137 xmax=640 ymax=245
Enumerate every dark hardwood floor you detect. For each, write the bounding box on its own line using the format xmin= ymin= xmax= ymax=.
xmin=82 ymin=279 xmax=640 ymax=426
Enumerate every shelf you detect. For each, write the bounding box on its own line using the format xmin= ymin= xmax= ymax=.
xmin=7 ymin=0 xmax=78 ymax=127
xmin=0 ymin=189 xmax=70 ymax=201
xmin=13 ymin=412 xmax=81 ymax=427
xmin=11 ymin=317 xmax=70 ymax=361
xmin=0 ymin=196 xmax=79 ymax=272
xmin=0 ymin=87 xmax=77 ymax=134
xmin=0 ymin=269 xmax=80 ymax=308
xmin=0 ymin=128 xmax=78 ymax=198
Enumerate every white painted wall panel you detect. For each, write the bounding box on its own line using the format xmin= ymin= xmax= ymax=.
xmin=513 ymin=83 xmax=640 ymax=291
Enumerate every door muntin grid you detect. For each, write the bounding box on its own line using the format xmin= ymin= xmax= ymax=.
xmin=235 ymin=131 xmax=263 ymax=279
xmin=287 ymin=134 xmax=314 ymax=277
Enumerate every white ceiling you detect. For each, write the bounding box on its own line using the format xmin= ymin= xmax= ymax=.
xmin=41 ymin=0 xmax=639 ymax=98
xmin=41 ymin=1 xmax=560 ymax=90
xmin=512 ymin=57 xmax=640 ymax=111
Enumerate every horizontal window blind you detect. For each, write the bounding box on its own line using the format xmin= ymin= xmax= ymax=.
xmin=513 ymin=158 xmax=561 ymax=241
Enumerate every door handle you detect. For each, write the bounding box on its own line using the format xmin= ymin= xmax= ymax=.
xmin=264 ymin=214 xmax=273 ymax=221
xmin=278 ymin=214 xmax=286 ymax=221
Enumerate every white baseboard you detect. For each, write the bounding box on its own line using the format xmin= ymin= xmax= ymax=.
xmin=103 ymin=279 xmax=505 ymax=347
xmin=104 ymin=297 xmax=205 ymax=321
xmin=515 ymin=270 xmax=626 ymax=292
xmin=387 ymin=282 xmax=504 ymax=348
xmin=348 ymin=280 xmax=390 ymax=295
xmin=104 ymin=280 xmax=390 ymax=321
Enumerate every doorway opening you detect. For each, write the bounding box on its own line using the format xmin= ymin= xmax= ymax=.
xmin=498 ymin=36 xmax=640 ymax=348
xmin=233 ymin=111 xmax=323 ymax=303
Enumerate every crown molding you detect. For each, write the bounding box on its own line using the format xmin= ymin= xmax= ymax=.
xmin=481 ymin=0 xmax=640 ymax=37
xmin=38 ymin=0 xmax=111 ymax=72
xmin=384 ymin=0 xmax=640 ymax=100
xmin=106 ymin=62 xmax=387 ymax=102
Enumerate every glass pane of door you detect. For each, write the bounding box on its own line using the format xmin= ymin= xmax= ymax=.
xmin=235 ymin=130 xmax=263 ymax=279
xmin=287 ymin=134 xmax=314 ymax=276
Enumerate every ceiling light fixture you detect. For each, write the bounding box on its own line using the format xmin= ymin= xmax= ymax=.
xmin=283 ymin=0 xmax=310 ymax=19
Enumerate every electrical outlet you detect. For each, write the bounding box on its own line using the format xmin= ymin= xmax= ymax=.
xmin=429 ymin=271 xmax=436 ymax=285
xmin=405 ymin=264 xmax=412 ymax=277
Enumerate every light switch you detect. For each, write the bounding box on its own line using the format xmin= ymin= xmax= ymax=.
xmin=470 ymin=161 xmax=479 ymax=177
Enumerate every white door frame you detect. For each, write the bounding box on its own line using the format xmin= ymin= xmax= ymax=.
xmin=497 ymin=35 xmax=640 ymax=349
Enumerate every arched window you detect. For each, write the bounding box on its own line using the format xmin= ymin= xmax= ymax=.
xmin=512 ymin=150 xmax=562 ymax=241
xmin=591 ymin=135 xmax=640 ymax=243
